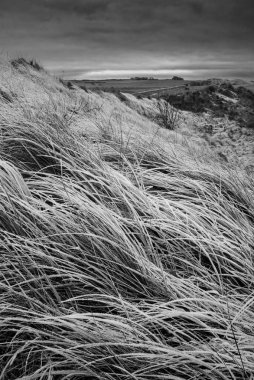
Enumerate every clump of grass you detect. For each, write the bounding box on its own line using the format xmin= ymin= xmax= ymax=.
xmin=0 ymin=88 xmax=12 ymax=103
xmin=0 ymin=58 xmax=254 ymax=379
xmin=10 ymin=57 xmax=44 ymax=71
xmin=155 ymin=98 xmax=180 ymax=130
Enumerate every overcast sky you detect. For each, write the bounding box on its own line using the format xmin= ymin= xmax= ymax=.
xmin=1 ymin=0 xmax=254 ymax=79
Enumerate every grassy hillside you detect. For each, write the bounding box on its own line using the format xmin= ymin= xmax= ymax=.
xmin=122 ymin=93 xmax=254 ymax=173
xmin=0 ymin=58 xmax=254 ymax=379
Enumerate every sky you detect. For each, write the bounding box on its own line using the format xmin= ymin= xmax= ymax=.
xmin=0 ymin=0 xmax=254 ymax=80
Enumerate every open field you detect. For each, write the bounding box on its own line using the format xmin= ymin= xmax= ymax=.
xmin=70 ymin=78 xmax=191 ymax=95
xmin=0 ymin=59 xmax=254 ymax=379
xmin=69 ymin=78 xmax=254 ymax=98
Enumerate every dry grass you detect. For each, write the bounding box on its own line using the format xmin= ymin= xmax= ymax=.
xmin=0 ymin=59 xmax=254 ymax=379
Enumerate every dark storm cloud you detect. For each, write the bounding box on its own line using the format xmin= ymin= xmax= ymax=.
xmin=0 ymin=0 xmax=253 ymax=79
xmin=189 ymin=1 xmax=204 ymax=15
xmin=44 ymin=0 xmax=111 ymax=17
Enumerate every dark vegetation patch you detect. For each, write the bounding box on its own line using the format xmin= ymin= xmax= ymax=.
xmin=161 ymin=82 xmax=254 ymax=128
xmin=59 ymin=78 xmax=76 ymax=90
xmin=10 ymin=58 xmax=44 ymax=72
xmin=0 ymin=88 xmax=12 ymax=103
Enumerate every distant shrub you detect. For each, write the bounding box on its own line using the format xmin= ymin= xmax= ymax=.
xmin=208 ymin=85 xmax=216 ymax=93
xmin=172 ymin=75 xmax=184 ymax=80
xmin=155 ymin=99 xmax=180 ymax=130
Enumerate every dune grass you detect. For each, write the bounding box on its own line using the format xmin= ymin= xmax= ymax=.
xmin=0 ymin=59 xmax=254 ymax=379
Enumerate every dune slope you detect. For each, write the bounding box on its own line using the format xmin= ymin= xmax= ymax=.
xmin=0 ymin=60 xmax=254 ymax=379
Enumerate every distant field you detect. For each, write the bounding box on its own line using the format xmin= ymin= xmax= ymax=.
xmin=69 ymin=78 xmax=254 ymax=97
xmin=70 ymin=78 xmax=191 ymax=95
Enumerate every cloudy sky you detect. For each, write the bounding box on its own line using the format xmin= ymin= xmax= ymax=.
xmin=1 ymin=0 xmax=254 ymax=79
